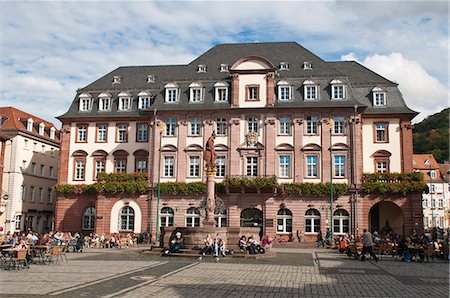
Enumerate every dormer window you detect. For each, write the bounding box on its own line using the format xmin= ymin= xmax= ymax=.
xmin=279 ymin=62 xmax=289 ymax=71
xmin=27 ymin=118 xmax=34 ymax=132
xmin=372 ymin=87 xmax=386 ymax=106
xmin=189 ymin=82 xmax=204 ymax=103
xmin=118 ymin=92 xmax=132 ymax=111
xmin=214 ymin=81 xmax=229 ymax=102
xmin=138 ymin=91 xmax=151 ymax=110
xmin=50 ymin=127 xmax=56 ymax=139
xmin=197 ymin=64 xmax=207 ymax=73
xmin=330 ymin=79 xmax=346 ymax=100
xmin=303 ymin=80 xmax=318 ymax=100
xmin=39 ymin=123 xmax=45 ymax=136
xmin=164 ymin=82 xmax=179 ymax=103
xmin=220 ymin=64 xmax=229 ymax=72
xmin=303 ymin=62 xmax=312 ymax=70
xmin=277 ymin=80 xmax=293 ymax=101
xmin=79 ymin=93 xmax=92 ymax=111
xmin=98 ymin=93 xmax=112 ymax=111
xmin=147 ymin=74 xmax=155 ymax=83
xmin=113 ymin=76 xmax=121 ymax=84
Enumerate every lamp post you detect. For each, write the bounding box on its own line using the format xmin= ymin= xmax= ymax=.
xmin=155 ymin=116 xmax=165 ymax=242
xmin=327 ymin=118 xmax=334 ymax=237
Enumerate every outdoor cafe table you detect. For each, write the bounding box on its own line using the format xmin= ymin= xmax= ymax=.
xmin=407 ymin=245 xmax=425 ymax=260
xmin=31 ymin=245 xmax=50 ymax=263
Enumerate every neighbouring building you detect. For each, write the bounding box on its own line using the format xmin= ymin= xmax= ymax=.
xmin=413 ymin=154 xmax=449 ymax=229
xmin=0 ymin=107 xmax=60 ymax=234
xmin=55 ymin=42 xmax=421 ymax=242
xmin=439 ymin=162 xmax=450 ymax=228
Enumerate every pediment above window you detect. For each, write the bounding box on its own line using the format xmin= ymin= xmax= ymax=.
xmin=372 ymin=150 xmax=392 ymax=157
xmin=214 ymin=144 xmax=229 ymax=151
xmin=72 ymin=150 xmax=88 ymax=157
xmin=98 ymin=92 xmax=112 ymax=98
xmin=231 ymin=56 xmax=274 ymax=71
xmin=161 ymin=144 xmax=177 ymax=152
xmin=92 ymin=150 xmax=108 ymax=157
xmin=189 ymin=82 xmax=203 ymax=88
xmin=301 ymin=143 xmax=321 ymax=151
xmin=118 ymin=92 xmax=131 ymax=97
xmin=214 ymin=81 xmax=229 ymax=88
xmin=331 ymin=143 xmax=350 ymax=151
xmin=113 ymin=149 xmax=129 ymax=157
xmin=275 ymin=143 xmax=294 ymax=151
xmin=164 ymin=82 xmax=179 ymax=88
xmin=138 ymin=91 xmax=151 ymax=97
xmin=184 ymin=144 xmax=203 ymax=152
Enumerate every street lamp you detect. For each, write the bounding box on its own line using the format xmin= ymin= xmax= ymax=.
xmin=155 ymin=116 xmax=165 ymax=242
xmin=326 ymin=118 xmax=334 ymax=237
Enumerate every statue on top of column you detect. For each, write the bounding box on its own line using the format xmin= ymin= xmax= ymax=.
xmin=203 ymin=131 xmax=217 ymax=172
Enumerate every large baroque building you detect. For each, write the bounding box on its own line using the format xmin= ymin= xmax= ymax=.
xmin=55 ymin=42 xmax=419 ymax=242
xmin=0 ymin=107 xmax=60 ymax=234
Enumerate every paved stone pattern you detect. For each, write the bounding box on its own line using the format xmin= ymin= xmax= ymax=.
xmin=0 ymin=248 xmax=448 ymax=297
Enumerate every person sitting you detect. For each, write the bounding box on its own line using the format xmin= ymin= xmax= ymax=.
xmin=165 ymin=232 xmax=183 ymax=255
xmin=247 ymin=236 xmax=258 ymax=255
xmin=339 ymin=235 xmax=348 ymax=253
xmin=214 ymin=234 xmax=226 ymax=259
xmin=261 ymin=235 xmax=273 ymax=251
xmin=239 ymin=236 xmax=248 ymax=252
xmin=200 ymin=235 xmax=214 ymax=258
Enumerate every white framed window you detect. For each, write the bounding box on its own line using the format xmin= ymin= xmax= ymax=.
xmin=185 ymin=207 xmax=200 ymax=227
xmin=334 ymin=155 xmax=346 ymax=178
xmin=147 ymin=74 xmax=156 ymax=83
xmin=77 ymin=124 xmax=87 ymax=142
xmin=118 ymin=95 xmax=132 ymax=111
xmin=279 ymin=155 xmax=291 ymax=178
xmin=137 ymin=123 xmax=148 ymax=142
xmin=246 ymin=157 xmax=258 ymax=176
xmin=27 ymin=118 xmax=34 ymax=132
xmin=303 ymin=61 xmax=312 ymax=70
xmin=135 ymin=159 xmax=147 ymax=173
xmin=220 ymin=64 xmax=229 ymax=72
xmin=376 ymin=161 xmax=388 ymax=173
xmin=15 ymin=215 xmax=22 ymax=231
xmin=247 ymin=85 xmax=259 ymax=100
xmin=216 ymin=156 xmax=226 ymax=177
xmin=189 ymin=156 xmax=200 ymax=177
xmin=39 ymin=123 xmax=45 ymax=135
xmin=216 ymin=117 xmax=227 ymax=136
xmin=247 ymin=117 xmax=258 ymax=133
xmin=138 ymin=93 xmax=151 ymax=110
xmin=331 ymin=80 xmax=346 ymax=100
xmin=160 ymin=207 xmax=174 ymax=227
xmin=333 ymin=209 xmax=349 ymax=234
xmin=306 ymin=155 xmax=319 ymax=178
xmin=277 ymin=80 xmax=292 ymax=101
xmin=164 ymin=156 xmax=175 ymax=177
xmin=190 ymin=88 xmax=203 ymax=103
xmin=94 ymin=159 xmax=106 ymax=178
xmin=214 ymin=81 xmax=229 ymax=102
xmin=75 ymin=160 xmax=85 ymax=180
xmin=333 ymin=116 xmax=345 ymax=134
xmin=430 ymin=170 xmax=436 ymax=179
xmin=197 ymin=64 xmax=207 ymax=73
xmin=215 ymin=210 xmax=227 ymax=227
xmin=97 ymin=124 xmax=107 ymax=142
xmin=115 ymin=159 xmax=126 ymax=173
xmin=373 ymin=91 xmax=386 ymax=106
xmin=79 ymin=94 xmax=92 ymax=111
xmin=82 ymin=207 xmax=95 ymax=230
xmin=306 ymin=116 xmax=318 ymax=135
xmin=117 ymin=124 xmax=128 ymax=142
xmin=375 ymin=123 xmax=388 ymax=142
xmin=277 ymin=208 xmax=293 ymax=233
xmin=113 ymin=76 xmax=121 ymax=84
xmin=165 ymin=83 xmax=179 ymax=103
xmin=279 ymin=62 xmax=289 ymax=71
xmin=50 ymin=127 xmax=56 ymax=139
xmin=165 ymin=119 xmax=176 ymax=136
xmin=279 ymin=116 xmax=291 ymax=135
xmin=98 ymin=93 xmax=112 ymax=111
xmin=119 ymin=206 xmax=135 ymax=231
xmin=190 ymin=118 xmax=201 ymax=136
xmin=305 ymin=209 xmax=321 ymax=234
xmin=30 ymin=186 xmax=35 ymax=202
xmin=304 ymin=81 xmax=318 ymax=100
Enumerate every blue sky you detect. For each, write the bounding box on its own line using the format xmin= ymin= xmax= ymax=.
xmin=0 ymin=1 xmax=448 ymax=126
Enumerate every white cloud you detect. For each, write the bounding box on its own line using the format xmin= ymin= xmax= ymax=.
xmin=0 ymin=1 xmax=448 ymax=126
xmin=341 ymin=52 xmax=449 ymax=122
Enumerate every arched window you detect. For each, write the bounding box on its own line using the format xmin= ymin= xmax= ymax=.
xmin=240 ymin=208 xmax=262 ymax=227
xmin=185 ymin=207 xmax=200 ymax=227
xmin=277 ymin=208 xmax=293 ymax=233
xmin=214 ymin=209 xmax=227 ymax=228
xmin=160 ymin=207 xmax=174 ymax=227
xmin=82 ymin=207 xmax=95 ymax=230
xmin=119 ymin=206 xmax=135 ymax=231
xmin=333 ymin=209 xmax=350 ymax=234
xmin=305 ymin=209 xmax=321 ymax=234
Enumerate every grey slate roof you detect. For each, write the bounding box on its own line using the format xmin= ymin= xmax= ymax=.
xmin=59 ymin=42 xmax=417 ymax=119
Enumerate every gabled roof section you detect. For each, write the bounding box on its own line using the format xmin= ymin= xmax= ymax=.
xmin=413 ymin=154 xmax=439 ymax=169
xmin=0 ymin=106 xmax=60 ymax=142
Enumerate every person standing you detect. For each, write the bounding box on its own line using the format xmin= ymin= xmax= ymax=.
xmin=316 ymin=230 xmax=324 ymax=247
xmin=361 ymin=229 xmax=379 ymax=262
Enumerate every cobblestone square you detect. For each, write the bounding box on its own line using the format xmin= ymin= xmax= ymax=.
xmin=0 ymin=247 xmax=448 ymax=297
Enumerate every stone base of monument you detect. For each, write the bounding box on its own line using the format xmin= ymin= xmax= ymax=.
xmin=160 ymin=226 xmax=262 ymax=251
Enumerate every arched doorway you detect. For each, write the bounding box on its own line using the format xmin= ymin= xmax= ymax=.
xmin=240 ymin=208 xmax=263 ymax=227
xmin=369 ymin=201 xmax=404 ymax=236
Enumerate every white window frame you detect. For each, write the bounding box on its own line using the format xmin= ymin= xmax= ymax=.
xmin=304 ymin=84 xmax=318 ymax=100
xmin=117 ymin=124 xmax=128 ymax=142
xmin=375 ymin=124 xmax=387 ymax=142
xmin=247 ymin=117 xmax=259 ymax=133
xmin=79 ymin=94 xmax=92 ymax=112
xmin=39 ymin=123 xmax=45 ymax=135
xmin=215 ymin=87 xmax=228 ymax=102
xmin=376 ymin=161 xmax=388 ymax=173
xmin=98 ymin=96 xmax=111 ymax=111
xmin=115 ymin=159 xmax=126 ymax=173
xmin=27 ymin=118 xmax=34 ymax=132
xmin=373 ymin=92 xmax=386 ymax=106
xmin=215 ymin=211 xmax=227 ymax=227
xmin=77 ymin=125 xmax=87 ymax=142
xmin=279 ymin=116 xmax=292 ymax=135
xmin=75 ymin=160 xmax=85 ymax=180
xmin=82 ymin=207 xmax=96 ymax=230
xmin=277 ymin=81 xmax=293 ymax=101
xmin=277 ymin=209 xmax=293 ymax=233
xmin=185 ymin=208 xmax=200 ymax=227
xmin=331 ymin=84 xmax=346 ymax=100
xmin=119 ymin=206 xmax=135 ymax=232
xmin=333 ymin=209 xmax=350 ymax=234
xmin=190 ymin=88 xmax=203 ymax=103
xmin=305 ymin=209 xmax=321 ymax=234
xmin=160 ymin=207 xmax=174 ymax=227
xmin=246 ymin=156 xmax=258 ymax=176
xmin=216 ymin=117 xmax=227 ymax=136
xmin=137 ymin=123 xmax=148 ymax=142
xmin=306 ymin=155 xmax=319 ymax=178
xmin=165 ymin=88 xmax=178 ymax=103
xmin=306 ymin=116 xmax=318 ymax=135
xmin=333 ymin=116 xmax=345 ymax=135
xmin=118 ymin=96 xmax=132 ymax=111
xmin=15 ymin=215 xmax=22 ymax=231
xmin=216 ymin=156 xmax=226 ymax=177
xmin=334 ymin=155 xmax=346 ymax=178
xmin=138 ymin=96 xmax=151 ymax=110
xmin=279 ymin=155 xmax=291 ymax=178
xmin=163 ymin=156 xmax=175 ymax=177
xmin=94 ymin=159 xmax=106 ymax=178
xmin=189 ymin=156 xmax=201 ymax=177
xmin=190 ymin=118 xmax=201 ymax=136
xmin=97 ymin=124 xmax=107 ymax=142
xmin=50 ymin=127 xmax=56 ymax=139
xmin=165 ymin=119 xmax=177 ymax=136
